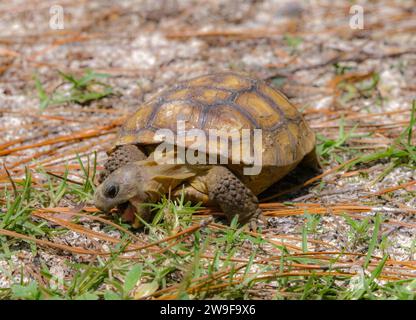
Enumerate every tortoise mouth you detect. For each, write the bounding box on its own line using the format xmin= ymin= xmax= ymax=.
xmin=111 ymin=197 xmax=154 ymax=228
xmin=117 ymin=202 xmax=136 ymax=223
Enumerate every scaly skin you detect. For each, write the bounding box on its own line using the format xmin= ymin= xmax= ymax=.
xmin=97 ymin=145 xmax=147 ymax=184
xmin=205 ymin=166 xmax=263 ymax=229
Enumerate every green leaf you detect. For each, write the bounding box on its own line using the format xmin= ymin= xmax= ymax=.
xmin=104 ymin=291 xmax=121 ymax=300
xmin=133 ymin=281 xmax=159 ymax=299
xmin=123 ymin=265 xmax=142 ymax=294
xmin=302 ymin=224 xmax=308 ymax=253
xmin=283 ymin=34 xmax=303 ymax=50
xmin=75 ymin=292 xmax=99 ymax=300
xmin=11 ymin=282 xmax=41 ymax=300
xmin=77 ymin=69 xmax=111 ymax=87
xmin=58 ymin=70 xmax=80 ymax=86
xmin=271 ymin=76 xmax=286 ymax=88
xmin=33 ymin=75 xmax=50 ymax=111
xmin=364 ymin=214 xmax=383 ymax=268
xmin=406 ymin=100 xmax=416 ymax=146
xmin=369 ymin=254 xmax=388 ymax=283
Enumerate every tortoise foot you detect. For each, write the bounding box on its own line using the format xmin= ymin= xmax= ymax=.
xmin=247 ymin=208 xmax=266 ymax=232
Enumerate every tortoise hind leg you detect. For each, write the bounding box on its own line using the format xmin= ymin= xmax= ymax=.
xmin=205 ymin=166 xmax=264 ymax=230
xmin=97 ymin=145 xmax=147 ymax=183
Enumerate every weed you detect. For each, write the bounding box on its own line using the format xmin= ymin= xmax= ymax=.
xmin=337 ymin=72 xmax=380 ymax=104
xmin=283 ymin=34 xmax=303 ymax=54
xmin=345 ymin=100 xmax=416 ymax=174
xmin=34 ymin=69 xmax=114 ymax=111
xmin=316 ymin=117 xmax=368 ymax=164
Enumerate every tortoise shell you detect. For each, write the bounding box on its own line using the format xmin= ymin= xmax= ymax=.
xmin=114 ymin=72 xmax=315 ymax=171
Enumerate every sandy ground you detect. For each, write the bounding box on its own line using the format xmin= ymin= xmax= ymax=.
xmin=0 ymin=0 xmax=415 ymax=295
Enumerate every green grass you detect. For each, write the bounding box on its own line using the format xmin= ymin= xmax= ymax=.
xmin=34 ymin=69 xmax=115 ymax=111
xmin=345 ymin=100 xmax=416 ymax=173
xmin=336 ymin=72 xmax=381 ymax=104
xmin=1 ymin=155 xmax=415 ymax=300
xmin=1 ymin=102 xmax=416 ymax=300
xmin=316 ymin=100 xmax=416 ymax=179
xmin=316 ymin=116 xmax=365 ymax=164
xmin=283 ymin=34 xmax=303 ymax=54
xmin=332 ymin=63 xmax=354 ymax=76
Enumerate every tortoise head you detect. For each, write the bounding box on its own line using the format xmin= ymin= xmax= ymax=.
xmin=94 ymin=162 xmax=148 ymax=214
xmin=94 ymin=160 xmax=197 ymax=227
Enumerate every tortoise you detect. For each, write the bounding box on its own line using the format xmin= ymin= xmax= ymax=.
xmin=94 ymin=72 xmax=319 ymax=228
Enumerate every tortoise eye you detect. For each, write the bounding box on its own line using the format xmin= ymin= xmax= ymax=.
xmin=104 ymin=184 xmax=119 ymax=199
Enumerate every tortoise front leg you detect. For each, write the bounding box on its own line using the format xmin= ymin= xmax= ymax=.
xmin=206 ymin=166 xmax=263 ymax=229
xmin=171 ymin=184 xmax=211 ymax=205
xmin=97 ymin=145 xmax=147 ymax=183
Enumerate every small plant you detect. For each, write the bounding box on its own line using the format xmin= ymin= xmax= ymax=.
xmin=316 ymin=117 xmax=367 ymax=164
xmin=343 ymin=214 xmax=371 ymax=248
xmin=34 ymin=69 xmax=114 ymax=111
xmin=333 ymin=63 xmax=354 ymax=75
xmin=283 ymin=34 xmax=303 ymax=54
xmin=342 ymin=255 xmax=388 ymax=299
xmin=336 ymin=72 xmax=380 ymax=104
xmin=11 ymin=281 xmax=43 ymax=300
xmin=1 ymin=167 xmax=47 ymax=236
xmin=345 ymin=100 xmax=416 ymax=175
xmin=143 ymin=189 xmax=203 ymax=234
xmin=270 ymin=75 xmax=287 ymax=89
xmin=304 ymin=211 xmax=321 ymax=235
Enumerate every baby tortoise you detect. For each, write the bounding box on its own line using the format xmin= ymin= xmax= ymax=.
xmin=94 ymin=72 xmax=319 ymax=228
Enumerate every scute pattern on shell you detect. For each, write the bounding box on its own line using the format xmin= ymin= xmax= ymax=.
xmin=115 ymin=72 xmax=316 ymax=167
